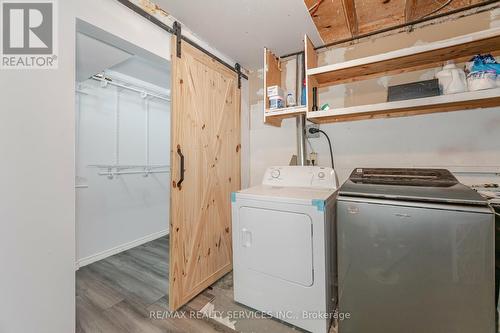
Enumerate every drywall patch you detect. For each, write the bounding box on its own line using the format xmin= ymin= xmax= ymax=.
xmin=412 ymin=40 xmax=427 ymax=47
xmin=284 ymin=58 xmax=297 ymax=94
xmin=377 ymin=76 xmax=390 ymax=88
xmin=419 ymin=69 xmax=439 ymax=81
xmin=320 ymin=84 xmax=346 ymax=108
xmin=321 ymin=46 xmax=347 ymax=66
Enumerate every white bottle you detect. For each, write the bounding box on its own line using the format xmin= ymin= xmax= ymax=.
xmin=286 ymin=93 xmax=296 ymax=107
xmin=435 ymin=61 xmax=467 ymax=95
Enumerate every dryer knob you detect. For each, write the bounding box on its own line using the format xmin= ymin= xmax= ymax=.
xmin=271 ymin=169 xmax=281 ymax=179
xmin=318 ymin=171 xmax=325 ymax=179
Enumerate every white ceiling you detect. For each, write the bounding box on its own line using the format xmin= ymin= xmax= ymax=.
xmin=76 ymin=32 xmax=132 ymax=82
xmin=110 ymin=56 xmax=171 ymax=90
xmin=76 ymin=20 xmax=171 ymax=89
xmin=154 ymin=0 xmax=323 ymax=69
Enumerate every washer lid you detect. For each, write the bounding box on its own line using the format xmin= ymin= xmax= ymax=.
xmin=339 ymin=168 xmax=487 ymax=206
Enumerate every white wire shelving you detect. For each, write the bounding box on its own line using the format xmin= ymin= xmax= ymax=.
xmin=91 ymin=74 xmax=170 ymax=102
xmin=76 ymin=73 xmax=171 ymax=182
xmin=88 ymin=164 xmax=170 ymax=179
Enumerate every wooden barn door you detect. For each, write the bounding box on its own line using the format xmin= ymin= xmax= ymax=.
xmin=169 ymin=39 xmax=241 ymax=310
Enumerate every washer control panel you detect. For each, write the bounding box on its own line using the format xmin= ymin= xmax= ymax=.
xmin=270 ymin=169 xmax=281 ymax=179
xmin=262 ymin=166 xmax=337 ymax=189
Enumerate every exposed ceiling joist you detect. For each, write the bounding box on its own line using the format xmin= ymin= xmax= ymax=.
xmin=305 ymin=0 xmax=497 ymax=45
xmin=405 ymin=0 xmax=418 ymax=22
xmin=342 ymin=0 xmax=359 ymax=37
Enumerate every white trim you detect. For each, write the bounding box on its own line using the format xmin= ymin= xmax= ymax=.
xmin=75 ymin=229 xmax=168 ymax=270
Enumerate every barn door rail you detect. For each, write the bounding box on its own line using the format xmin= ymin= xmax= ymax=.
xmin=115 ymin=0 xmax=248 ymax=81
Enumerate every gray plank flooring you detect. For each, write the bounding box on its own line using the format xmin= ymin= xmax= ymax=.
xmin=76 ymin=235 xmax=329 ymax=333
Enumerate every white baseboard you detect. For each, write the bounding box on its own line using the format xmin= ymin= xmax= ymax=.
xmin=75 ymin=229 xmax=168 ymax=270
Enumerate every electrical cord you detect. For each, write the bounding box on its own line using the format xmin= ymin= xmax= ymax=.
xmin=308 ymin=127 xmax=334 ymax=169
xmin=422 ymin=0 xmax=453 ymax=18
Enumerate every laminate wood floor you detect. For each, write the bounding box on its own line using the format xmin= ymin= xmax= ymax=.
xmin=76 ymin=236 xmax=335 ymax=333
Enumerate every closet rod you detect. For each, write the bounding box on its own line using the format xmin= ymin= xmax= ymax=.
xmin=89 ymin=164 xmax=169 ymax=168
xmin=92 ymin=75 xmax=171 ymax=102
xmin=98 ymin=169 xmax=170 ymax=176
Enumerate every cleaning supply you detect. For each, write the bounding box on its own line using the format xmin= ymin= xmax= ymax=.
xmin=269 ymin=96 xmax=285 ymax=109
xmin=435 ymin=61 xmax=467 ymax=95
xmin=467 ymin=54 xmax=500 ymax=74
xmin=465 ymin=54 xmax=499 ymax=91
xmin=286 ymin=93 xmax=296 ymax=107
xmin=467 ymin=70 xmax=497 ymax=91
xmin=312 ymin=87 xmax=318 ymax=111
xmin=267 ymin=85 xmax=285 ymax=98
xmin=301 ymin=79 xmax=306 ymax=106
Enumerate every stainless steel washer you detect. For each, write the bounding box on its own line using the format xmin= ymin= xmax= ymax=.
xmin=337 ymin=168 xmax=495 ymax=333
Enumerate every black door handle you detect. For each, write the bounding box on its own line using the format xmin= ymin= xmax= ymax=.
xmin=177 ymin=145 xmax=184 ymax=189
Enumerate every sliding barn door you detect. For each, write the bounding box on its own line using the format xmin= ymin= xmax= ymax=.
xmin=169 ymin=39 xmax=241 ymax=310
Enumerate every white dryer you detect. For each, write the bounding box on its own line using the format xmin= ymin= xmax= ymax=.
xmin=231 ymin=166 xmax=338 ymax=333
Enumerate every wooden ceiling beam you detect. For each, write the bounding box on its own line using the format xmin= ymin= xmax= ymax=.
xmin=405 ymin=0 xmax=419 ymax=23
xmin=341 ymin=0 xmax=358 ymax=38
xmin=306 ymin=0 xmax=491 ymax=45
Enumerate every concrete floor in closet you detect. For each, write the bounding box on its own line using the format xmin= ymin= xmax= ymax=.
xmin=76 ymin=236 xmax=335 ymax=333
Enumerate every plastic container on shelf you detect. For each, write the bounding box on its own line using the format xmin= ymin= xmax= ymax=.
xmin=467 ymin=70 xmax=498 ymax=91
xmin=286 ymin=93 xmax=296 ymax=107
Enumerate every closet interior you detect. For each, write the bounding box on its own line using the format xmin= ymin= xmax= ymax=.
xmin=75 ymin=20 xmax=171 ymax=283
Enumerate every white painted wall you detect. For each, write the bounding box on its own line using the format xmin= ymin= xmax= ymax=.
xmin=250 ymin=100 xmax=297 ymax=185
xmin=249 ymin=11 xmax=500 ymax=188
xmin=0 ymin=0 xmax=248 ymax=330
xmin=241 ymin=79 xmax=251 ymax=189
xmin=76 ymin=76 xmax=170 ymax=266
xmin=250 ymin=98 xmax=500 ymax=188
xmin=307 ymin=107 xmax=500 ymax=184
xmin=0 ymin=1 xmax=76 ymax=333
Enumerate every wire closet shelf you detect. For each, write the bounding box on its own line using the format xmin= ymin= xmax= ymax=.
xmin=76 ymin=72 xmax=171 ymax=181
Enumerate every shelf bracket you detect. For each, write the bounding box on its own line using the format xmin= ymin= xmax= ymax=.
xmin=235 ymin=63 xmax=242 ymax=89
xmin=173 ymin=21 xmax=182 ymax=58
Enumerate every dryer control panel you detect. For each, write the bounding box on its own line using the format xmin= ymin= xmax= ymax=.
xmin=262 ymin=166 xmax=338 ymax=189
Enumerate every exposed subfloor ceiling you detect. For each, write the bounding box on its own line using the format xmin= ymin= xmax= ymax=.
xmin=304 ymin=0 xmax=496 ymax=45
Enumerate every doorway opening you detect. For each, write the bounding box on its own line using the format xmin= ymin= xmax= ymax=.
xmin=75 ymin=19 xmax=172 ymax=329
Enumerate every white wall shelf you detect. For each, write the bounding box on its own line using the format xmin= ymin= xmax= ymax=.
xmin=306 ymin=27 xmax=500 ymax=87
xmin=307 ymin=88 xmax=500 ymax=123
xmin=264 ymin=106 xmax=307 ymax=126
xmin=263 ymin=28 xmax=500 ymax=125
xmin=303 ymin=27 xmax=500 ymax=124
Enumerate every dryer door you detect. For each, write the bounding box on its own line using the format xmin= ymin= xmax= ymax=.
xmin=238 ymin=206 xmax=314 ymax=286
